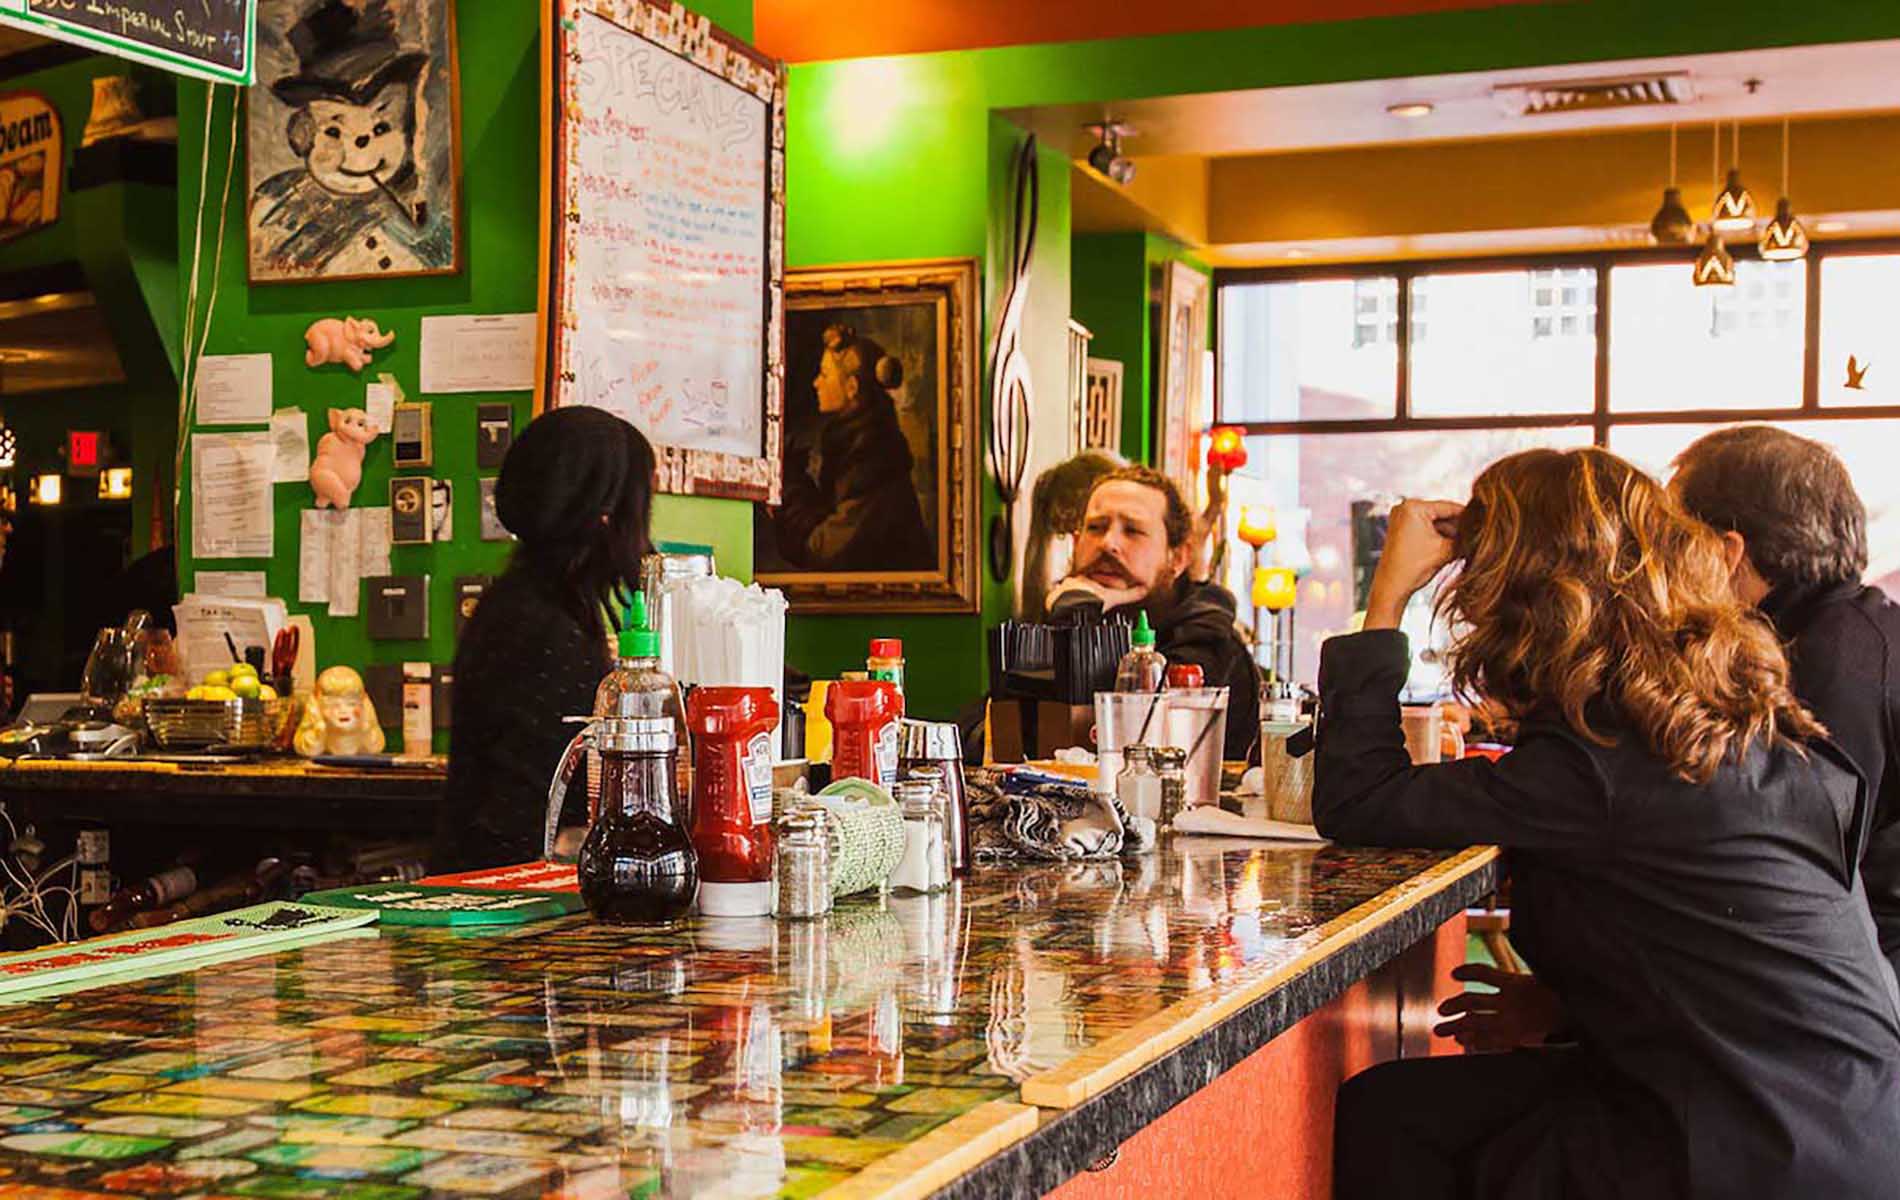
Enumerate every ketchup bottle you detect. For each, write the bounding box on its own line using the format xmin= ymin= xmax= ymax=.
xmin=825 ymin=679 xmax=903 ymax=789
xmin=686 ymin=687 xmax=781 ymax=918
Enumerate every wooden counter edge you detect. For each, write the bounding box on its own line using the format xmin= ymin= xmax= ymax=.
xmin=816 ymin=1100 xmax=1041 ymax=1200
xmin=1019 ymin=844 xmax=1501 ymax=1110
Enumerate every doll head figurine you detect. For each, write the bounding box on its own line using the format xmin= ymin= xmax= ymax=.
xmin=294 ymin=665 xmax=386 ymax=757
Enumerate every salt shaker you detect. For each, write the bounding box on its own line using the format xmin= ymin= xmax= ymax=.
xmin=1117 ymin=743 xmax=1163 ymax=822
xmin=890 ymin=779 xmax=948 ymax=894
xmin=776 ymin=811 xmax=831 ymax=919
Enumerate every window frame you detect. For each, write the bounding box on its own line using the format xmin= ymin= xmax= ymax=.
xmin=1213 ymin=238 xmax=1900 ymax=443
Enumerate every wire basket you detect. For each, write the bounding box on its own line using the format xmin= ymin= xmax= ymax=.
xmin=143 ymin=697 xmax=301 ymax=751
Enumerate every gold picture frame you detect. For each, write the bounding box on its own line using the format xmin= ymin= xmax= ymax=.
xmin=756 ymin=258 xmax=980 ymax=614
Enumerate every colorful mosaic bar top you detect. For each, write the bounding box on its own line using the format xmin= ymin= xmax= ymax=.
xmin=0 ymin=841 xmax=1493 ymax=1198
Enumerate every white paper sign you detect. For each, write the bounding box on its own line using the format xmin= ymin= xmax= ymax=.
xmin=270 ymin=408 xmax=310 ymax=484
xmin=364 ymin=374 xmax=401 ymax=435
xmin=196 ymin=354 xmax=273 ymax=426
xmin=420 ymin=314 xmax=537 ymax=394
xmin=191 ymin=433 xmax=274 ymax=559
xmin=195 ymin=571 xmax=268 ymax=599
xmin=299 ymin=507 xmax=391 ymax=616
xmin=174 ymin=596 xmax=287 ymax=687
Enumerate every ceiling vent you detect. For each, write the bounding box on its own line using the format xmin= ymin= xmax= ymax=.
xmin=1494 ymin=72 xmax=1696 ymax=117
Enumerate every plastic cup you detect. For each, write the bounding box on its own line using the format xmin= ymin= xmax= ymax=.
xmin=1164 ymin=687 xmax=1229 ymax=810
xmin=1093 ymin=691 xmax=1170 ymax=794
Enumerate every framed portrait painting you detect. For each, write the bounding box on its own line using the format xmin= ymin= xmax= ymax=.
xmin=1156 ymin=260 xmax=1210 ymax=481
xmin=755 ymin=259 xmax=980 ymax=614
xmin=246 ymin=0 xmax=462 ymax=284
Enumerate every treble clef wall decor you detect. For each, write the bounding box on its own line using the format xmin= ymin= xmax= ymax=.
xmin=987 ymin=133 xmax=1038 ymax=583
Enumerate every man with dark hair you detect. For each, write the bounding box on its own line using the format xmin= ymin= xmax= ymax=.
xmin=1048 ymin=466 xmax=1260 ymax=758
xmin=1671 ymin=425 xmax=1900 ymax=971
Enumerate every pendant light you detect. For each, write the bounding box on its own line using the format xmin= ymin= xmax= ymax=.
xmin=1758 ymin=118 xmax=1809 ymax=262
xmin=1710 ymin=120 xmax=1757 ymax=234
xmin=1694 ymin=124 xmax=1736 ymax=287
xmin=1649 ymin=123 xmax=1695 ymax=244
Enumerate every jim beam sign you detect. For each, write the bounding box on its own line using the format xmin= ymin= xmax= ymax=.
xmin=0 ymin=92 xmax=58 ymax=246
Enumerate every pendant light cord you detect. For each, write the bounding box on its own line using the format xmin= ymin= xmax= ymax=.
xmin=1781 ymin=117 xmax=1791 ymax=196
xmin=1668 ymin=123 xmax=1678 ymax=187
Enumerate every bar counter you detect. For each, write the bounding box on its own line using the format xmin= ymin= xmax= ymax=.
xmin=0 ymin=758 xmax=446 ymax=833
xmin=0 ymin=839 xmax=1496 ymax=1198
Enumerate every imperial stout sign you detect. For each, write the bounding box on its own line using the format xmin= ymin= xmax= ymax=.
xmin=0 ymin=91 xmax=58 ymax=246
xmin=0 ymin=0 xmax=256 ymax=85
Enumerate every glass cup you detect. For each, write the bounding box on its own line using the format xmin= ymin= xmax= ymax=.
xmin=1093 ymin=691 xmax=1170 ymax=795
xmin=1164 ymin=687 xmax=1229 ymax=811
xmin=1401 ymin=704 xmax=1465 ymax=765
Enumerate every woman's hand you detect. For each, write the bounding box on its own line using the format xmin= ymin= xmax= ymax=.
xmin=1433 ymin=964 xmax=1567 ymax=1053
xmin=1364 ymin=499 xmax=1464 ymax=630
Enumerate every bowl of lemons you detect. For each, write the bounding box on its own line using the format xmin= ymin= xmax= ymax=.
xmin=146 ymin=664 xmax=299 ymax=750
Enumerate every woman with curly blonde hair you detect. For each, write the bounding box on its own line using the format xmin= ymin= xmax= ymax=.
xmin=1321 ymin=448 xmax=1900 ymax=1200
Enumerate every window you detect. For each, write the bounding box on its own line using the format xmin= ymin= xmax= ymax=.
xmin=1220 ymin=277 xmax=1396 ymax=423
xmin=1819 ymin=254 xmax=1900 ymax=408
xmin=1607 ymin=261 xmax=1805 ymax=412
xmin=1409 ymin=269 xmax=1594 ymax=417
xmin=1226 ymin=427 xmax=1593 ymax=689
xmin=1217 ymin=246 xmax=1900 ymax=692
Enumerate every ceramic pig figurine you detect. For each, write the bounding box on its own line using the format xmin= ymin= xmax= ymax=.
xmin=304 ymin=316 xmax=395 ymax=372
xmin=308 ymin=407 xmax=381 ymax=509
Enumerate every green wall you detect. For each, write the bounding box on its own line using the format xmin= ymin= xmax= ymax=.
xmin=1070 ymin=232 xmax=1210 ymax=466
xmin=173 ymin=0 xmax=755 ymax=747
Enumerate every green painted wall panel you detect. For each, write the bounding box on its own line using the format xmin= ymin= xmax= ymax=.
xmin=173 ymin=0 xmax=756 ymax=749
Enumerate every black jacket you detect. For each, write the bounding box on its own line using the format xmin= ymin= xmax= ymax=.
xmin=437 ymin=568 xmax=606 ymax=872
xmin=775 ymin=401 xmax=933 ymax=571
xmin=1050 ymin=576 xmax=1261 ymax=759
xmin=1765 ymin=579 xmax=1900 ymax=975
xmin=1315 ymin=629 xmax=1900 ymax=1200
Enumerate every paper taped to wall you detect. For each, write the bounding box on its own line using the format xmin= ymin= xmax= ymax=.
xmin=191 ymin=433 xmax=274 ymax=559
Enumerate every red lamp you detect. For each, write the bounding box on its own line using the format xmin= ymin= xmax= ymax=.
xmin=1206 ymin=426 xmax=1247 ymax=473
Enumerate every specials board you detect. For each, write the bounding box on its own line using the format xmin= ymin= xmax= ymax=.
xmin=0 ymin=0 xmax=256 ymax=85
xmin=540 ymin=0 xmax=786 ymax=502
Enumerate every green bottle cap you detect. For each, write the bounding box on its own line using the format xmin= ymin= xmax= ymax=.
xmin=1132 ymin=611 xmax=1156 ymax=647
xmin=619 ymin=592 xmax=660 ymax=659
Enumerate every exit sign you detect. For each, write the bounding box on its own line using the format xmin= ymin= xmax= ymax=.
xmin=67 ymin=429 xmax=100 ymax=475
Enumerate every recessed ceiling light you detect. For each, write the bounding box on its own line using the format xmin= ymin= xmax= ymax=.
xmin=1387 ymin=102 xmax=1434 ymax=119
xmin=1815 ymin=219 xmax=1849 ymax=233
xmin=1285 ymin=248 xmax=1309 ymax=258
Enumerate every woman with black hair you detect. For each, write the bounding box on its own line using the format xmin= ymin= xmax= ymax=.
xmin=435 ymin=407 xmax=656 ymax=871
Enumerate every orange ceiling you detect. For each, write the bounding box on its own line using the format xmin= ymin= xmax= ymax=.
xmin=753 ymin=0 xmax=1537 ymax=64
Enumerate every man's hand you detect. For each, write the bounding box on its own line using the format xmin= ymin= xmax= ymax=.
xmin=1364 ymin=498 xmax=1464 ymax=630
xmin=1433 ymin=964 xmax=1567 ymax=1054
xmin=1051 ymin=574 xmax=1147 ymax=613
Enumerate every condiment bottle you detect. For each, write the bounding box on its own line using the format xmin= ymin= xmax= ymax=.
xmin=576 ymin=716 xmax=698 ymax=925
xmin=1167 ymin=662 xmax=1205 ymax=689
xmin=890 ymin=779 xmax=948 ymax=895
xmin=825 ymin=679 xmax=903 ymax=789
xmin=1115 ymin=612 xmax=1167 ymax=692
xmin=1117 ymin=743 xmax=1163 ymax=823
xmin=592 ymin=594 xmax=689 ymax=822
xmin=775 ymin=811 xmax=831 ymax=920
xmin=867 ymin=638 xmax=906 ymax=694
xmin=89 ymin=865 xmax=198 ymax=934
xmin=687 ymin=687 xmax=781 ymax=918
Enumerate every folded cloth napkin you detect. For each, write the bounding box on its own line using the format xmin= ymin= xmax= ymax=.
xmin=1169 ymin=805 xmax=1326 ymax=842
xmin=969 ymin=767 xmax=1156 ymax=861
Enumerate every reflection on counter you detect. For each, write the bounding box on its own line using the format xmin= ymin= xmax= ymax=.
xmin=0 ymin=841 xmax=1470 ymax=1197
